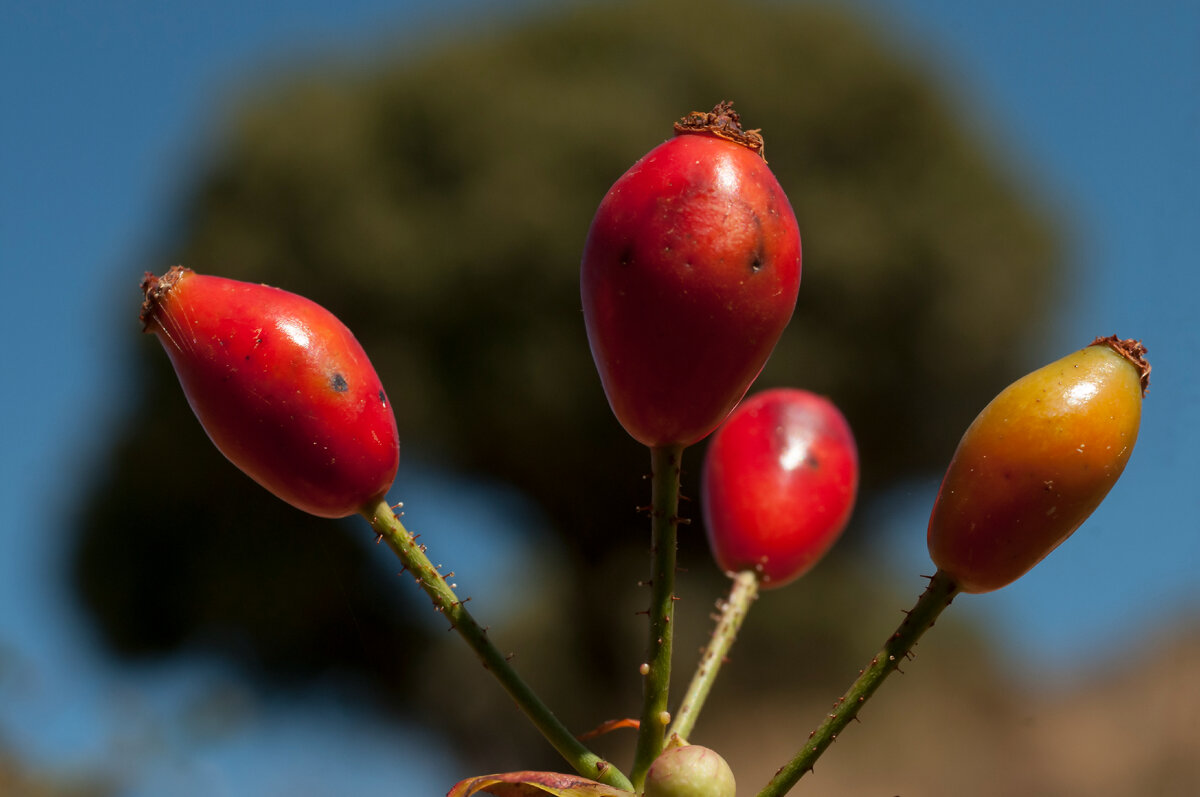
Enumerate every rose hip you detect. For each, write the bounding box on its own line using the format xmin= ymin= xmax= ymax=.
xmin=581 ymin=102 xmax=801 ymax=448
xmin=140 ymin=266 xmax=400 ymax=518
xmin=927 ymin=336 xmax=1149 ymax=593
xmin=702 ymin=388 xmax=858 ymax=588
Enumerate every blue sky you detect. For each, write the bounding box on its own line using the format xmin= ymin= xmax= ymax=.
xmin=2 ymin=1 xmax=1197 ymax=792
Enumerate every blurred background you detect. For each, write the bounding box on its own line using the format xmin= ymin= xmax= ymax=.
xmin=2 ymin=0 xmax=1197 ymax=794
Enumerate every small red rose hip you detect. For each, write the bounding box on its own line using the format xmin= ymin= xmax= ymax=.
xmin=581 ymin=102 xmax=802 ymax=448
xmin=927 ymin=336 xmax=1149 ymax=593
xmin=140 ymin=266 xmax=400 ymax=518
xmin=702 ymin=388 xmax=858 ymax=588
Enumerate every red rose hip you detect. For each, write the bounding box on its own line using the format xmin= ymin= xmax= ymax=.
xmin=702 ymin=388 xmax=858 ymax=588
xmin=581 ymin=102 xmax=802 ymax=448
xmin=140 ymin=266 xmax=400 ymax=518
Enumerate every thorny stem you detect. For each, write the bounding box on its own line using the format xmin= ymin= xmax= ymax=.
xmin=630 ymin=444 xmax=685 ymax=790
xmin=668 ymin=570 xmax=759 ymax=743
xmin=756 ymin=569 xmax=959 ymax=797
xmin=361 ymin=499 xmax=633 ymax=793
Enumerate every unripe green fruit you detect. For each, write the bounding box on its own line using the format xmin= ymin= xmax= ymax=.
xmin=643 ymin=745 xmax=735 ymax=797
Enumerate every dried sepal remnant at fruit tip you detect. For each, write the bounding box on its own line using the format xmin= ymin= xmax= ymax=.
xmin=1091 ymin=334 xmax=1150 ymax=394
xmin=673 ymin=100 xmax=765 ymax=159
xmin=140 ymin=266 xmax=399 ymax=518
xmin=139 ymin=265 xmax=188 ymax=330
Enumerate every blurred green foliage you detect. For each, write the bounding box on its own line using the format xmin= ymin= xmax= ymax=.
xmin=73 ymin=0 xmax=1059 ymax=769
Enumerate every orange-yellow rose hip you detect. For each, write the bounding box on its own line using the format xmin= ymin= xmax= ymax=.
xmin=927 ymin=336 xmax=1149 ymax=593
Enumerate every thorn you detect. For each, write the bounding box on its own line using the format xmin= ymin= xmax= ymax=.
xmin=635 ymin=609 xmax=650 ymax=617
xmin=375 ymin=533 xmax=384 ymax=544
xmin=506 ymin=652 xmax=515 ymax=661
xmin=391 ymin=501 xmax=404 ymax=510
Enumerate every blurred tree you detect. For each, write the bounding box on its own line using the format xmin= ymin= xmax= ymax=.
xmin=72 ymin=0 xmax=1059 ymax=771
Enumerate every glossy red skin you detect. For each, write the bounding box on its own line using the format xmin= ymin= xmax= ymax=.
xmin=702 ymin=389 xmax=858 ymax=589
xmin=143 ymin=268 xmax=399 ymax=518
xmin=581 ymin=132 xmax=801 ymax=448
xmin=927 ymin=343 xmax=1143 ymax=593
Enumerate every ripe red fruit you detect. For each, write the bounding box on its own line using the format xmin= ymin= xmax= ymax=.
xmin=140 ymin=266 xmax=400 ymax=519
xmin=927 ymin=336 xmax=1149 ymax=594
xmin=702 ymin=388 xmax=858 ymax=588
xmin=581 ymin=102 xmax=802 ymax=448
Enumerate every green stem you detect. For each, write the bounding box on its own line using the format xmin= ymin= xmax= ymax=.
xmin=756 ymin=569 xmax=959 ymax=797
xmin=668 ymin=569 xmax=759 ymax=743
xmin=630 ymin=444 xmax=685 ymax=790
xmin=361 ymin=499 xmax=633 ymax=793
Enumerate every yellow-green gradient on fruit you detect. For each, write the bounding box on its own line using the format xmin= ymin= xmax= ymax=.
xmin=927 ymin=336 xmax=1149 ymax=594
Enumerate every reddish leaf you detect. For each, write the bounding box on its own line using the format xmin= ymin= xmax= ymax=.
xmin=577 ymin=718 xmax=640 ymax=741
xmin=447 ymin=771 xmax=636 ymax=797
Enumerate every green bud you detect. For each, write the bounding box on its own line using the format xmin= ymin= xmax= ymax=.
xmin=643 ymin=745 xmax=735 ymax=797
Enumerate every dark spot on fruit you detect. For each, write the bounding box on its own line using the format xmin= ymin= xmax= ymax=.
xmin=378 ymin=389 xmax=387 ymax=407
xmin=331 ymin=373 xmax=349 ymax=392
xmin=750 ymin=253 xmax=764 ymax=272
xmin=806 ymin=455 xmax=820 ymax=469
xmin=619 ymin=246 xmax=634 ymax=267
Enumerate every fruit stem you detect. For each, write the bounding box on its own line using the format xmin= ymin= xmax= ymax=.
xmin=630 ymin=444 xmax=685 ymax=790
xmin=755 ymin=569 xmax=959 ymax=797
xmin=361 ymin=499 xmax=633 ymax=793
xmin=668 ymin=569 xmax=759 ymax=743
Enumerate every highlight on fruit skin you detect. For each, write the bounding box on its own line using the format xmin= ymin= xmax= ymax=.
xmin=927 ymin=335 xmax=1149 ymax=594
xmin=643 ymin=744 xmax=735 ymax=797
xmin=140 ymin=266 xmax=400 ymax=519
xmin=702 ymin=388 xmax=858 ymax=589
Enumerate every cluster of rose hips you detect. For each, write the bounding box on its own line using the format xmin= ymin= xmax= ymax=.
xmin=141 ymin=103 xmax=1148 ymax=797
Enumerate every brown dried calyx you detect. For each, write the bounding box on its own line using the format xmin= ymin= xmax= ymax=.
xmin=140 ymin=265 xmax=191 ymax=330
xmin=1091 ymin=334 xmax=1151 ymax=395
xmin=674 ymin=101 xmax=766 ymax=160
